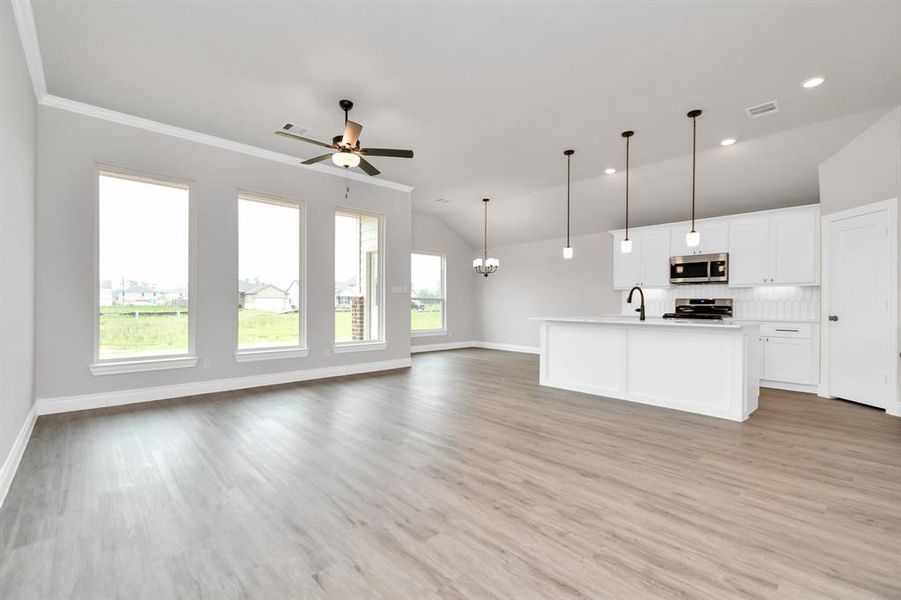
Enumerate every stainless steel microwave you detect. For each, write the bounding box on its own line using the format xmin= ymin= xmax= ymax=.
xmin=670 ymin=253 xmax=729 ymax=284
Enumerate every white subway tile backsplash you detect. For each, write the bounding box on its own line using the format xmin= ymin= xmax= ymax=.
xmin=620 ymin=285 xmax=820 ymax=321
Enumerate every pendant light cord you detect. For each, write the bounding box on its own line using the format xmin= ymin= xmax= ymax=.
xmin=566 ymin=154 xmax=571 ymax=247
xmin=483 ymin=199 xmax=488 ymax=260
xmin=691 ymin=114 xmax=697 ymax=232
xmin=625 ymin=135 xmax=630 ymax=238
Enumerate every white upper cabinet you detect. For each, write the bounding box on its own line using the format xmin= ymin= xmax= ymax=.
xmin=729 ymin=216 xmax=772 ymax=285
xmin=639 ymin=228 xmax=671 ymax=288
xmin=612 ymin=228 xmax=670 ymax=290
xmin=610 ymin=204 xmax=820 ymax=291
xmin=612 ymin=230 xmax=640 ymax=289
xmin=771 ymin=211 xmax=819 ymax=284
xmin=670 ymin=221 xmax=729 ymax=256
xmin=729 ymin=207 xmax=819 ymax=287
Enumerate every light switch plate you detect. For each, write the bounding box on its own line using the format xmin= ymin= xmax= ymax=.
xmin=390 ymin=285 xmax=405 ymax=294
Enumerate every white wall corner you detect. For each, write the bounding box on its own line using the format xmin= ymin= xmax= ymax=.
xmin=0 ymin=405 xmax=37 ymax=509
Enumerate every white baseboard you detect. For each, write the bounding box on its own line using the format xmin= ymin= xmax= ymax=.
xmin=0 ymin=404 xmax=37 ymax=509
xmin=410 ymin=341 xmax=477 ymax=353
xmin=887 ymin=402 xmax=901 ymax=418
xmin=761 ymin=380 xmax=819 ymax=394
xmin=36 ymin=358 xmax=412 ymax=416
xmin=474 ymin=341 xmax=540 ymax=355
xmin=410 ymin=341 xmax=540 ymax=355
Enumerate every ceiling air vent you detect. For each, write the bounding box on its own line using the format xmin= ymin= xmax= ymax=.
xmin=745 ymin=100 xmax=780 ymax=119
xmin=281 ymin=122 xmax=310 ymax=136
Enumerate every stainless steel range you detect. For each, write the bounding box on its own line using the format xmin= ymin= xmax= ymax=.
xmin=662 ymin=298 xmax=733 ymax=320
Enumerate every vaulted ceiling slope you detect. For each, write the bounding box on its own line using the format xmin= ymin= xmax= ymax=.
xmin=30 ymin=1 xmax=901 ymax=245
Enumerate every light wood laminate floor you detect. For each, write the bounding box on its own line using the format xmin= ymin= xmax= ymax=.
xmin=2 ymin=349 xmax=900 ymax=599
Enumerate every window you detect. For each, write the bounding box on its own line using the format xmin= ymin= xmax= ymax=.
xmin=411 ymin=253 xmax=446 ymax=334
xmin=97 ymin=171 xmax=191 ymax=360
xmin=238 ymin=194 xmax=302 ymax=351
xmin=335 ymin=210 xmax=382 ymax=344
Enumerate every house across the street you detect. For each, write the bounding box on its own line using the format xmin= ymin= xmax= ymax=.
xmin=239 ymin=281 xmax=293 ymax=312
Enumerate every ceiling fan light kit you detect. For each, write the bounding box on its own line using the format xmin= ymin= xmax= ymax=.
xmin=275 ymin=99 xmax=413 ymax=177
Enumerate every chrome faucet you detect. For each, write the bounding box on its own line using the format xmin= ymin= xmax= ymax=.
xmin=627 ymin=286 xmax=646 ymax=321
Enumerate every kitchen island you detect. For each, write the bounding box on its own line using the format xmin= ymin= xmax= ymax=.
xmin=534 ymin=316 xmax=760 ymax=421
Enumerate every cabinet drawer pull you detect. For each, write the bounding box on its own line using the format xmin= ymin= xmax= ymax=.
xmin=775 ymin=328 xmax=799 ymax=332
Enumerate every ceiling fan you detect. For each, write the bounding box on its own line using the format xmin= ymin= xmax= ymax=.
xmin=275 ymin=99 xmax=414 ymax=176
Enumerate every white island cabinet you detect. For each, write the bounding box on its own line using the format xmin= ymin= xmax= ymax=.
xmin=535 ymin=317 xmax=760 ymax=421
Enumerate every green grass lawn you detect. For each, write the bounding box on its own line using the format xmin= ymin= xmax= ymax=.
xmin=99 ymin=305 xmax=443 ymax=356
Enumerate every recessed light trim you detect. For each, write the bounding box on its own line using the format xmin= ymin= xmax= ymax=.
xmin=802 ymin=76 xmax=825 ymax=89
xmin=720 ymin=138 xmax=737 ymax=146
xmin=604 ymin=168 xmax=617 ymax=175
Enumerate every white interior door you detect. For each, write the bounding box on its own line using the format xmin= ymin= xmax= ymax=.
xmin=827 ymin=209 xmax=891 ymax=408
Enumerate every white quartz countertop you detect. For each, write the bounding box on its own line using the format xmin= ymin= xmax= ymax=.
xmin=531 ymin=315 xmax=756 ymax=329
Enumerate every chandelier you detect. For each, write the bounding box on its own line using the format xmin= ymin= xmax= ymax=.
xmin=473 ymin=198 xmax=499 ymax=277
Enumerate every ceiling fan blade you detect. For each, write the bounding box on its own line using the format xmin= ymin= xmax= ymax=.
xmin=301 ymin=153 xmax=334 ymax=165
xmin=359 ymin=148 xmax=414 ymax=159
xmin=341 ymin=121 xmax=363 ymax=148
xmin=275 ymin=130 xmax=334 ymax=149
xmin=357 ymin=157 xmax=380 ymax=176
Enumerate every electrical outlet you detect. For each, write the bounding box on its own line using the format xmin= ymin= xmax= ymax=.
xmin=201 ymin=358 xmax=212 ymax=369
xmin=324 ymin=348 xmax=333 ymax=357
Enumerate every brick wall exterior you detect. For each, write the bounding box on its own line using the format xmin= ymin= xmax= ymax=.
xmin=351 ymin=296 xmax=365 ymax=341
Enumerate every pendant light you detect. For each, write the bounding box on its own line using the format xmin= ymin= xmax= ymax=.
xmin=563 ymin=149 xmax=575 ymax=259
xmin=473 ymin=198 xmax=499 ymax=277
xmin=620 ymin=131 xmax=634 ymax=253
xmin=686 ymin=109 xmax=702 ymax=247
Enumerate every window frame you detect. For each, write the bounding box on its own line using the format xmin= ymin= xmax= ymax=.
xmin=334 ymin=207 xmax=386 ymax=350
xmin=91 ymin=165 xmax=197 ymax=374
xmin=234 ymin=190 xmax=307 ymax=360
xmin=410 ymin=251 xmax=447 ymax=337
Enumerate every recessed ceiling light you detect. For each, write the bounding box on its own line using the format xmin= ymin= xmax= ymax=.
xmin=802 ymin=76 xmax=825 ymax=89
xmin=604 ymin=168 xmax=617 ymax=175
xmin=720 ymin=138 xmax=737 ymax=146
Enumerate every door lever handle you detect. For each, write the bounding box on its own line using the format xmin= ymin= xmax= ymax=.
xmin=828 ymin=315 xmax=839 ymax=322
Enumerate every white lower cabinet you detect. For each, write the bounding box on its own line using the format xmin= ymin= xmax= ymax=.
xmin=758 ymin=322 xmax=819 ymax=388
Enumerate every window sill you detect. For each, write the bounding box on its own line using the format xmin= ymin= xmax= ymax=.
xmin=90 ymin=355 xmax=198 ymax=376
xmin=235 ymin=347 xmax=309 ymax=362
xmin=411 ymin=329 xmax=448 ymax=338
xmin=333 ymin=342 xmax=387 ymax=354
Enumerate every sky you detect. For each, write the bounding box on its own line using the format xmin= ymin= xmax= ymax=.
xmin=100 ymin=174 xmax=440 ymax=297
xmin=411 ymin=253 xmax=442 ymax=296
xmin=239 ymin=197 xmax=299 ymax=290
xmin=99 ymin=174 xmax=188 ymax=290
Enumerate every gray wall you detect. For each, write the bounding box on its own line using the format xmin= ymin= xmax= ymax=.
xmin=410 ymin=212 xmax=478 ymax=345
xmin=35 ymin=106 xmax=412 ymax=400
xmin=476 ymin=232 xmax=621 ymax=349
xmin=818 ymin=107 xmax=901 ymax=216
xmin=1 ymin=0 xmax=37 ymax=466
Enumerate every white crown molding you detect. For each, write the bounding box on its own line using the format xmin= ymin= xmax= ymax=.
xmin=0 ymin=405 xmax=37 ymax=509
xmin=11 ymin=0 xmax=413 ymax=194
xmin=39 ymin=95 xmax=414 ymax=193
xmin=10 ymin=0 xmax=46 ymax=99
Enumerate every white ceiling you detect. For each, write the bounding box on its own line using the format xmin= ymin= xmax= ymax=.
xmin=30 ymin=0 xmax=901 ymax=245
